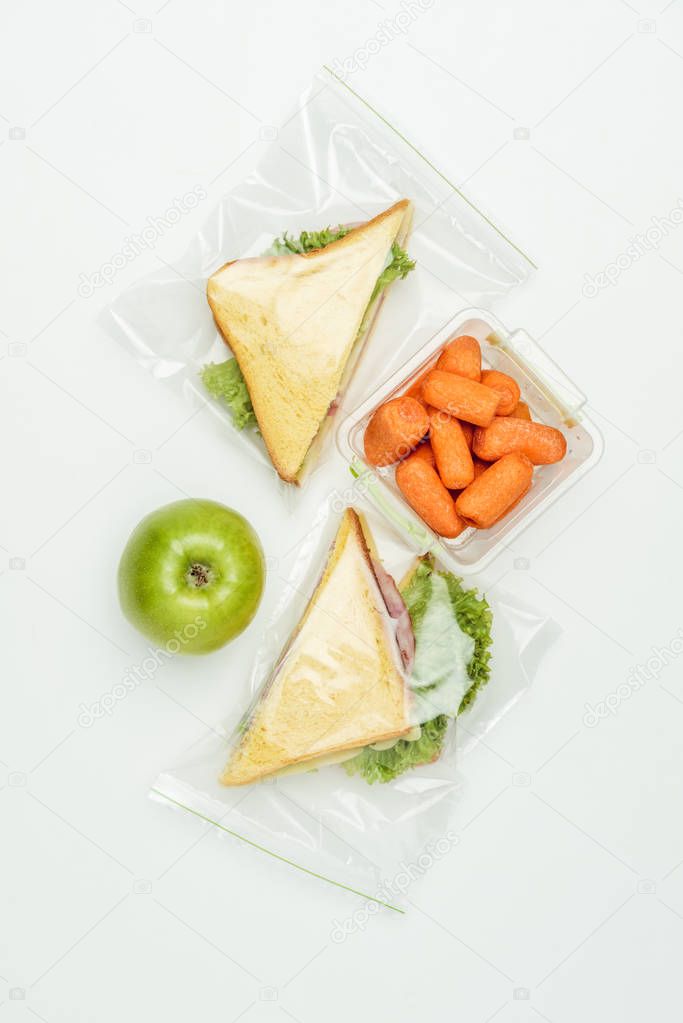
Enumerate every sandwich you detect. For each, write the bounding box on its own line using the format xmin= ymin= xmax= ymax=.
xmin=202 ymin=200 xmax=414 ymax=484
xmin=220 ymin=508 xmax=494 ymax=787
xmin=220 ymin=508 xmax=413 ymax=786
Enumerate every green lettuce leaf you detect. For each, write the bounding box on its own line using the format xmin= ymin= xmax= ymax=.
xmin=200 ymin=359 xmax=256 ymax=430
xmin=343 ymin=716 xmax=449 ymax=785
xmin=269 ymin=224 xmax=349 ymax=255
xmin=343 ymin=558 xmax=492 ymax=784
xmin=369 ymin=242 xmax=415 ymax=305
xmin=443 ymin=570 xmax=493 ymax=712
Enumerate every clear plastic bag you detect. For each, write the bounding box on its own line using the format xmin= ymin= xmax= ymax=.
xmin=152 ymin=489 xmax=558 ymax=906
xmin=102 ymin=68 xmax=534 ymax=491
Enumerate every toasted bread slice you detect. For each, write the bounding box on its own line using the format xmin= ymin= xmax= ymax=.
xmin=220 ymin=509 xmax=411 ymax=786
xmin=207 ymin=200 xmax=413 ymax=483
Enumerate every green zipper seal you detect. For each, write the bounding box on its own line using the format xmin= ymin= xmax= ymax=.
xmin=151 ymin=788 xmax=405 ymax=914
xmin=322 ymin=65 xmax=537 ymax=271
xmin=350 ymin=461 xmax=435 ymax=551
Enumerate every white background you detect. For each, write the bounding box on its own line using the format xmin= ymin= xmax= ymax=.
xmin=3 ymin=0 xmax=683 ymax=1020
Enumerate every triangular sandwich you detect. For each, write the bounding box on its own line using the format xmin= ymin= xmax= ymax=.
xmin=220 ymin=508 xmax=412 ymax=785
xmin=207 ymin=200 xmax=413 ymax=482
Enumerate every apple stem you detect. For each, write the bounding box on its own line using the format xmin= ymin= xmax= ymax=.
xmin=186 ymin=563 xmax=212 ymax=588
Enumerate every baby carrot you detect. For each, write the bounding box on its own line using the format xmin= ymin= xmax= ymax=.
xmin=436 ymin=335 xmax=481 ymax=381
xmin=480 ymin=370 xmax=521 ymax=416
xmin=473 ymin=417 xmax=566 ymax=465
xmin=509 ymin=401 xmax=531 ymax=421
xmin=396 ymin=454 xmax=466 ymax=538
xmin=429 ymin=409 xmax=474 ymax=489
xmin=364 ymin=397 xmax=429 ymax=466
xmin=455 ymin=453 xmax=533 ymax=529
xmin=422 ymin=370 xmax=500 ymax=427
xmin=489 ymin=489 xmax=527 ymax=526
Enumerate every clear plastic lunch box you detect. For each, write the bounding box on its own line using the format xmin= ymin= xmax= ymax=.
xmin=337 ymin=308 xmax=604 ymax=574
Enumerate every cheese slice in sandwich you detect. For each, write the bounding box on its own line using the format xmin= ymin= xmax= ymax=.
xmin=220 ymin=508 xmax=412 ymax=786
xmin=207 ymin=199 xmax=413 ymax=483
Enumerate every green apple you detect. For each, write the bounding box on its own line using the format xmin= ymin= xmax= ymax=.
xmin=118 ymin=499 xmax=265 ymax=654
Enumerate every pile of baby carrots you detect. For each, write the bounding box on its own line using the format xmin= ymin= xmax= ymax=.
xmin=363 ymin=334 xmax=567 ymax=538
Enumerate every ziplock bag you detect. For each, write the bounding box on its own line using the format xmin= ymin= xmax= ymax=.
xmin=152 ymin=489 xmax=558 ymax=907
xmin=103 ymin=67 xmax=534 ymax=492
